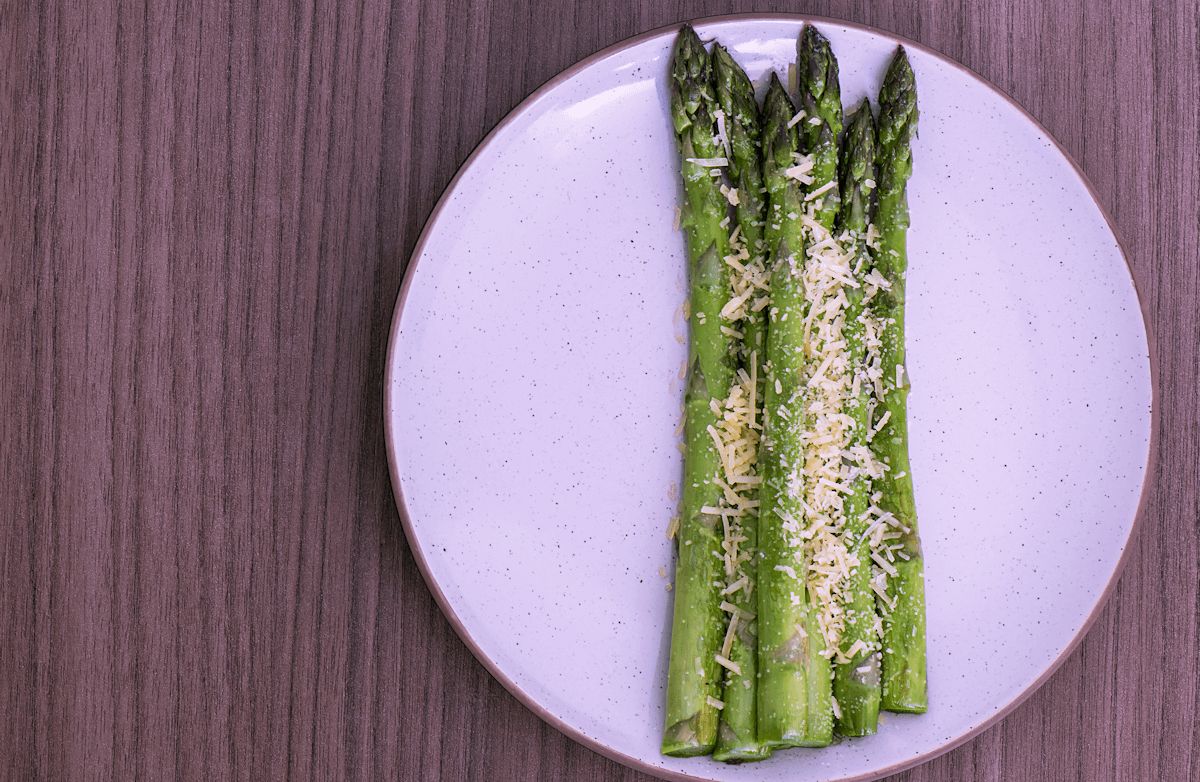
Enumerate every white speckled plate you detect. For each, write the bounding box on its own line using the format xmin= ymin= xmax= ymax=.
xmin=384 ymin=15 xmax=1154 ymax=782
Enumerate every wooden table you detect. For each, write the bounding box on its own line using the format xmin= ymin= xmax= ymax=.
xmin=3 ymin=1 xmax=1196 ymax=779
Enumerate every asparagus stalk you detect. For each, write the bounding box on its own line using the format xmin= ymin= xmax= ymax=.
xmin=752 ymin=23 xmax=846 ymax=748
xmin=831 ymin=101 xmax=883 ymax=736
xmin=756 ymin=74 xmax=829 ymax=749
xmin=872 ymin=47 xmax=927 ymax=714
xmin=709 ymin=43 xmax=770 ymax=764
xmin=662 ymin=25 xmax=739 ymax=757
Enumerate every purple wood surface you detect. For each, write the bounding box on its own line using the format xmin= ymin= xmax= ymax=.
xmin=1 ymin=1 xmax=1196 ymax=780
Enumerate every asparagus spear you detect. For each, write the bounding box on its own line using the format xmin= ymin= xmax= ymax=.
xmin=757 ymin=23 xmax=846 ymax=748
xmin=831 ymin=101 xmax=883 ymax=737
xmin=709 ymin=43 xmax=770 ymax=764
xmin=872 ymin=47 xmax=927 ymax=715
xmin=756 ymin=74 xmax=830 ymax=749
xmin=662 ymin=25 xmax=739 ymax=757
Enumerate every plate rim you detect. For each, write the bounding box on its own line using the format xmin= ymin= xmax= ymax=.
xmin=382 ymin=12 xmax=1159 ymax=782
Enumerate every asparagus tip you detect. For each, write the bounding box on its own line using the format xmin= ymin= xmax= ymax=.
xmin=672 ymin=23 xmax=706 ymax=68
xmin=878 ymin=45 xmax=917 ymax=150
xmin=801 ymin=23 xmax=831 ymax=50
xmin=763 ymin=70 xmax=790 ymax=108
xmin=670 ymin=25 xmax=713 ymax=137
xmin=798 ymin=23 xmax=839 ymax=86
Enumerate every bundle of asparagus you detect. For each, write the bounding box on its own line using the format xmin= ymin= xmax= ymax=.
xmin=662 ymin=23 xmax=926 ymax=762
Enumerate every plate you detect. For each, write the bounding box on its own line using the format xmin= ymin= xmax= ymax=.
xmin=384 ymin=15 xmax=1153 ymax=782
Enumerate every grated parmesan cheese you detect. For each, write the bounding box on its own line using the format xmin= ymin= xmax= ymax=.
xmin=805 ymin=180 xmax=837 ymax=202
xmin=713 ymin=109 xmax=731 ymax=157
xmin=714 ymin=654 xmax=742 ymax=675
xmin=705 ymin=330 xmax=766 ymax=663
xmin=764 ymin=186 xmax=911 ymax=660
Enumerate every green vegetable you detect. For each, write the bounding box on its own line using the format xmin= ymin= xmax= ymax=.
xmin=831 ymin=100 xmax=883 ymax=737
xmin=762 ymin=24 xmax=849 ymax=748
xmin=755 ymin=73 xmax=830 ymax=750
xmin=662 ymin=24 xmax=739 ymax=757
xmin=710 ymin=42 xmax=771 ymax=764
xmin=873 ymin=47 xmax=927 ymax=715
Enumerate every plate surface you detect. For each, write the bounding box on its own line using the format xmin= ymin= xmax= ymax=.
xmin=384 ymin=16 xmax=1153 ymax=782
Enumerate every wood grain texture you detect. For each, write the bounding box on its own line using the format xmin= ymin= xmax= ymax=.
xmin=1 ymin=1 xmax=1196 ymax=780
